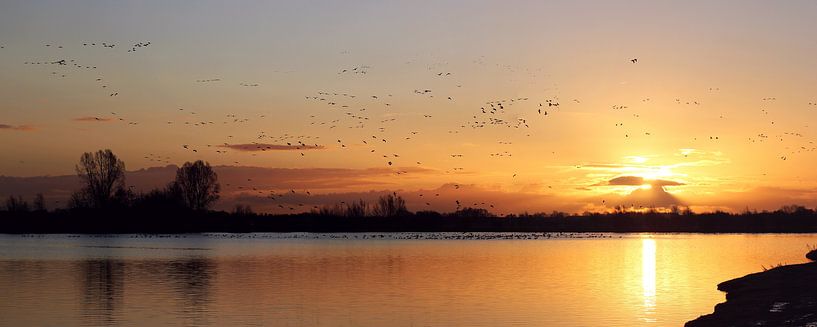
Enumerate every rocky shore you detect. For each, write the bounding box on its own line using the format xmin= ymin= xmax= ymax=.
xmin=686 ymin=249 xmax=817 ymax=327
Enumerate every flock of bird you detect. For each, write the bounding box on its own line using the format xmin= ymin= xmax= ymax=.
xmin=4 ymin=41 xmax=817 ymax=214
xmin=22 ymin=232 xmax=620 ymax=240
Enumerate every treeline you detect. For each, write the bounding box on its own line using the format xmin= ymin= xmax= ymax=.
xmin=2 ymin=149 xmax=817 ymax=233
xmin=3 ymin=203 xmax=817 ymax=233
xmin=4 ymin=149 xmax=221 ymax=212
xmin=69 ymin=149 xmax=221 ymax=211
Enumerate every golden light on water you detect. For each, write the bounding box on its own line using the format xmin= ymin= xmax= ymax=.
xmin=3 ymin=234 xmax=817 ymax=326
xmin=641 ymin=238 xmax=657 ymax=322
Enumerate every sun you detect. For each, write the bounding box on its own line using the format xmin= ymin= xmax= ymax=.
xmin=640 ymin=184 xmax=652 ymax=190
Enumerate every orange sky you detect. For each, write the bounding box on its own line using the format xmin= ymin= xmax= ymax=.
xmin=1 ymin=1 xmax=816 ymax=213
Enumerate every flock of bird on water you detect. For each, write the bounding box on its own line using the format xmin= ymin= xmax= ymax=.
xmin=16 ymin=232 xmax=619 ymax=240
xmin=3 ymin=40 xmax=816 ymax=214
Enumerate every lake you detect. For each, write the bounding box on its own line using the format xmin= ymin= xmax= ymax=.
xmin=0 ymin=233 xmax=814 ymax=326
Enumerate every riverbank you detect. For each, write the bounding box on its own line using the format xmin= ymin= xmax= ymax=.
xmin=686 ymin=251 xmax=817 ymax=326
xmin=2 ymin=209 xmax=817 ymax=233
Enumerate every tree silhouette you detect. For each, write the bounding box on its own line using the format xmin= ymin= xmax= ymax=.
xmin=233 ymin=204 xmax=253 ymax=215
xmin=132 ymin=186 xmax=183 ymax=211
xmin=173 ymin=160 xmax=220 ymax=210
xmin=346 ymin=200 xmax=369 ymax=217
xmin=372 ymin=193 xmax=407 ymax=217
xmin=75 ymin=149 xmax=126 ymax=208
xmin=450 ymin=207 xmax=495 ymax=218
xmin=32 ymin=193 xmax=46 ymax=212
xmin=4 ymin=195 xmax=29 ymax=212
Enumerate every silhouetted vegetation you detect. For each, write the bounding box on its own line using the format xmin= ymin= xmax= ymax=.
xmin=232 ymin=204 xmax=253 ymax=216
xmin=371 ymin=193 xmax=408 ymax=217
xmin=2 ymin=149 xmax=817 ymax=234
xmin=315 ymin=195 xmax=409 ymax=218
xmin=32 ymin=193 xmax=46 ymax=212
xmin=5 ymin=195 xmax=29 ymax=213
xmin=2 ymin=202 xmax=817 ymax=234
xmin=72 ymin=149 xmax=128 ymax=209
xmin=172 ymin=160 xmax=220 ymax=211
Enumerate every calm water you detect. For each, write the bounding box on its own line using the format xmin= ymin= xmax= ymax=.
xmin=0 ymin=233 xmax=814 ymax=326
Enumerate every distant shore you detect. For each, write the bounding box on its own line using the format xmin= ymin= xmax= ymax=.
xmin=2 ymin=208 xmax=817 ymax=234
xmin=686 ymin=250 xmax=817 ymax=326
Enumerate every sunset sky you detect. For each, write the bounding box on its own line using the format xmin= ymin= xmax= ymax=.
xmin=2 ymin=0 xmax=817 ymax=213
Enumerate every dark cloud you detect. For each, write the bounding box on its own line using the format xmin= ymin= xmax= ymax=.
xmin=624 ymin=186 xmax=684 ymax=207
xmin=224 ymin=183 xmax=580 ymax=215
xmin=0 ymin=166 xmax=176 ymax=210
xmin=73 ymin=116 xmax=113 ymax=122
xmin=0 ymin=165 xmax=438 ymax=211
xmin=598 ymin=175 xmax=685 ymax=187
xmin=8 ymin=166 xmax=810 ymax=215
xmin=214 ymin=165 xmax=437 ymax=190
xmin=607 ymin=176 xmax=644 ymax=186
xmin=0 ymin=124 xmax=35 ymax=131
xmin=219 ymin=143 xmax=325 ymax=152
xmin=583 ymin=186 xmax=686 ymax=211
xmin=651 ymin=179 xmax=684 ymax=186
xmin=687 ymin=186 xmax=817 ymax=213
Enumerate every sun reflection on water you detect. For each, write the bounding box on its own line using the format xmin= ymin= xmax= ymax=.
xmin=642 ymin=238 xmax=657 ymax=322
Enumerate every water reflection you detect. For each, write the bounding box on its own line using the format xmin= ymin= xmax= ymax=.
xmin=641 ymin=238 xmax=656 ymax=322
xmin=80 ymin=259 xmax=125 ymax=326
xmin=167 ymin=258 xmax=216 ymax=325
xmin=77 ymin=257 xmax=215 ymax=326
xmin=2 ymin=234 xmax=816 ymax=326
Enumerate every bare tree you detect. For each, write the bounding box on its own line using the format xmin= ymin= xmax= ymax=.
xmin=372 ymin=193 xmax=408 ymax=217
xmin=75 ymin=149 xmax=126 ymax=208
xmin=33 ymin=193 xmax=46 ymax=212
xmin=233 ymin=204 xmax=253 ymax=215
xmin=5 ymin=195 xmax=29 ymax=212
xmin=173 ymin=160 xmax=220 ymax=210
xmin=345 ymin=200 xmax=369 ymax=217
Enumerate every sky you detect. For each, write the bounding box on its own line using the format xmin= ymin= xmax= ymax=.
xmin=1 ymin=0 xmax=817 ymax=213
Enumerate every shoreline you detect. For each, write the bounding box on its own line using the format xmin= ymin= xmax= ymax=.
xmin=2 ymin=210 xmax=817 ymax=234
xmin=686 ymin=251 xmax=817 ymax=326
xmin=3 ymin=231 xmax=817 ymax=236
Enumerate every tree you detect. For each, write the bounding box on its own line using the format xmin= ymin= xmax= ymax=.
xmin=173 ymin=160 xmax=220 ymax=210
xmin=4 ymin=195 xmax=29 ymax=212
xmin=75 ymin=149 xmax=126 ymax=208
xmin=345 ymin=200 xmax=369 ymax=217
xmin=449 ymin=207 xmax=494 ymax=218
xmin=32 ymin=193 xmax=46 ymax=212
xmin=233 ymin=204 xmax=253 ymax=216
xmin=132 ymin=186 xmax=183 ymax=211
xmin=372 ymin=193 xmax=408 ymax=217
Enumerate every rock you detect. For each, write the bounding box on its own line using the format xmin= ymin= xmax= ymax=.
xmin=807 ymin=249 xmax=817 ymax=262
xmin=686 ymin=261 xmax=817 ymax=327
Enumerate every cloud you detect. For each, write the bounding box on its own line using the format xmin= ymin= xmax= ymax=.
xmin=0 ymin=124 xmax=35 ymax=131
xmin=224 ymin=182 xmax=581 ymax=215
xmin=219 ymin=143 xmax=325 ymax=152
xmin=597 ymin=175 xmax=685 ymax=187
xmin=606 ymin=176 xmax=645 ymax=186
xmin=686 ymin=186 xmax=817 ymax=213
xmin=0 ymin=165 xmax=439 ymax=210
xmin=73 ymin=116 xmax=113 ymax=122
xmin=622 ymin=186 xmax=684 ymax=207
xmin=2 ymin=165 xmax=812 ymax=214
xmin=651 ymin=179 xmax=684 ymax=186
xmin=580 ymin=186 xmax=686 ymax=212
xmin=214 ymin=165 xmax=437 ymax=191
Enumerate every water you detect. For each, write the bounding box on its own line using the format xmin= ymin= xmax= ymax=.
xmin=0 ymin=233 xmax=814 ymax=326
